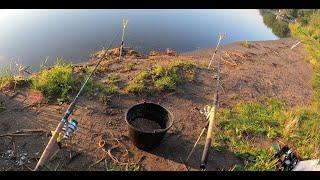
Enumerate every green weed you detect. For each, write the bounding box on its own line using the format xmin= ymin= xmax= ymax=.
xmin=31 ymin=60 xmax=78 ymax=104
xmin=240 ymin=41 xmax=254 ymax=48
xmin=126 ymin=71 xmax=150 ymax=94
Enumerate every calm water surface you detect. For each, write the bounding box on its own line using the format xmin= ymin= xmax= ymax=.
xmin=0 ymin=9 xmax=277 ymax=69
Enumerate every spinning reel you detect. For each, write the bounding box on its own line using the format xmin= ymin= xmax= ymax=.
xmin=273 ymin=144 xmax=300 ymax=171
xmin=47 ymin=118 xmax=79 ymax=149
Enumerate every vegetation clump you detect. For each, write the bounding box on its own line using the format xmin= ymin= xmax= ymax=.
xmin=289 ymin=10 xmax=320 ymax=109
xmin=0 ymin=63 xmax=30 ymax=91
xmin=125 ymin=59 xmax=195 ymax=94
xmin=102 ymin=73 xmax=120 ymax=94
xmin=30 ymin=60 xmax=78 ymax=103
xmin=121 ymin=62 xmax=136 ymax=72
xmin=105 ymin=161 xmax=140 ymax=171
xmin=240 ymin=41 xmax=254 ymax=48
xmin=152 ymin=60 xmax=195 ymax=91
xmin=126 ymin=70 xmax=151 ymax=94
xmin=213 ymin=98 xmax=320 ymax=170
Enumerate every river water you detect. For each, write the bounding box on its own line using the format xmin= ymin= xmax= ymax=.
xmin=0 ymin=9 xmax=277 ymax=69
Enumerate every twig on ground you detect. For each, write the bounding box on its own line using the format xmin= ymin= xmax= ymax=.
xmin=0 ymin=129 xmax=46 ymax=137
xmin=48 ymin=149 xmax=60 ymax=162
xmin=89 ymin=154 xmax=108 ymax=168
xmin=229 ymin=165 xmax=236 ymax=171
xmin=54 ymin=161 xmax=61 ymax=171
xmin=23 ymin=164 xmax=34 ymax=171
xmin=5 ymin=164 xmax=14 ymax=171
xmin=0 ymin=133 xmax=33 ymax=137
xmin=290 ymin=41 xmax=301 ymax=50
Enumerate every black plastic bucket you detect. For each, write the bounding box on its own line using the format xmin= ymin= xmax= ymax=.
xmin=125 ymin=102 xmax=174 ymax=151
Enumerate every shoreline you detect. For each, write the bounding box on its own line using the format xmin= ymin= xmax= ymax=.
xmin=1 ymin=38 xmax=288 ymax=72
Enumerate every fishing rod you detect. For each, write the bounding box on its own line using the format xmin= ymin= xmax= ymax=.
xmin=200 ymin=53 xmax=222 ymax=170
xmin=207 ymin=33 xmax=226 ymax=70
xmin=118 ymin=19 xmax=129 ymax=61
xmin=186 ymin=105 xmax=214 ymax=162
xmin=186 ymin=33 xmax=225 ymax=168
xmin=33 ymin=28 xmax=121 ymax=171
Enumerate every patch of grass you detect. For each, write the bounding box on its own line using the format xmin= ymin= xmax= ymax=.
xmin=283 ymin=107 xmax=320 ymax=159
xmin=225 ymin=99 xmax=284 ymax=139
xmin=104 ymin=160 xmax=140 ymax=171
xmin=154 ymin=76 xmax=176 ymax=90
xmin=125 ymin=163 xmax=140 ymax=171
xmin=126 ymin=71 xmax=151 ymax=94
xmin=31 ymin=59 xmax=117 ymax=104
xmin=151 ymin=59 xmax=195 ymax=91
xmin=0 ymin=63 xmax=30 ymax=91
xmin=83 ymin=79 xmax=106 ymax=97
xmin=125 ymin=59 xmax=195 ymax=94
xmin=121 ymin=62 xmax=136 ymax=72
xmin=105 ymin=161 xmax=122 ymax=171
xmin=213 ymin=96 xmax=320 ymax=170
xmin=213 ymin=99 xmax=287 ymax=170
xmin=285 ymin=11 xmax=320 ymax=160
xmin=151 ymin=64 xmax=180 ymax=91
xmin=104 ymin=73 xmax=120 ymax=85
xmin=31 ymin=60 xmax=78 ymax=104
xmin=169 ymin=59 xmax=196 ymax=82
xmin=83 ymin=74 xmax=120 ymax=104
xmin=97 ymin=61 xmax=109 ymax=73
xmin=240 ymin=41 xmax=254 ymax=48
xmin=103 ymin=73 xmax=120 ymax=94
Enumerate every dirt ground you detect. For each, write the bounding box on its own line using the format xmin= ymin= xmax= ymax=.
xmin=0 ymin=38 xmax=314 ymax=171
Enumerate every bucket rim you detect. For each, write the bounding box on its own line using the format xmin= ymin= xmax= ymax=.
xmin=125 ymin=102 xmax=174 ymax=134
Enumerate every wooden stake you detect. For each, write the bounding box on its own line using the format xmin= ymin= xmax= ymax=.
xmin=119 ymin=19 xmax=129 ymax=61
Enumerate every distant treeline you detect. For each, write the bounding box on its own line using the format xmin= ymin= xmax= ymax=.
xmin=259 ymin=9 xmax=319 ymax=38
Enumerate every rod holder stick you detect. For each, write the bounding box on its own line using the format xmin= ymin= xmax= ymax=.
xmin=118 ymin=19 xmax=129 ymax=61
xmin=207 ymin=33 xmax=225 ymax=70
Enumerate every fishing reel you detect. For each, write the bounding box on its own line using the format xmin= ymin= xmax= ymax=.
xmin=200 ymin=105 xmax=212 ymax=119
xmin=273 ymin=144 xmax=299 ymax=171
xmin=47 ymin=118 xmax=80 ymax=149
